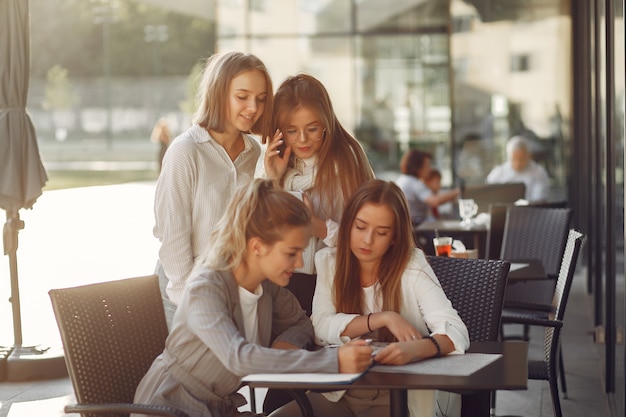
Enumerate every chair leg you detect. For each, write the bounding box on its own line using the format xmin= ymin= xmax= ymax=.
xmin=490 ymin=390 xmax=496 ymax=416
xmin=558 ymin=346 xmax=568 ymax=399
xmin=249 ymin=386 xmax=257 ymax=413
xmin=549 ymin=367 xmax=563 ymax=417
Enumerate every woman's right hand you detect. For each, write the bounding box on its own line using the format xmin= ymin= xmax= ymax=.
xmin=264 ymin=129 xmax=291 ymax=180
xmin=337 ymin=340 xmax=373 ymax=373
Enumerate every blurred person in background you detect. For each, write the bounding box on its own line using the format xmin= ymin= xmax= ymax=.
xmin=486 ymin=135 xmax=550 ymax=202
xmin=396 ymin=149 xmax=459 ymax=227
xmin=151 ymin=117 xmax=172 ymax=173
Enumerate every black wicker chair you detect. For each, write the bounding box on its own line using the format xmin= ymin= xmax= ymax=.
xmin=500 ymin=206 xmax=572 ymax=312
xmin=497 ymin=229 xmax=585 ymax=417
xmin=49 ymin=275 xmax=189 ymax=417
xmin=427 ymin=256 xmax=510 ymax=417
xmin=428 ymin=256 xmax=510 ymax=342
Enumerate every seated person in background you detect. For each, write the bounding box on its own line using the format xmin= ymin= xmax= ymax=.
xmin=486 ymin=135 xmax=551 ymax=202
xmin=423 ymin=168 xmax=442 ymax=219
xmin=271 ymin=179 xmax=469 ymax=417
xmin=396 ymin=149 xmax=460 ymax=226
xmin=132 ymin=179 xmax=373 ymax=417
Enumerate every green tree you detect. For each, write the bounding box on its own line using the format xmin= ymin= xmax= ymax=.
xmin=42 ymin=65 xmax=78 ymax=111
xmin=179 ymin=62 xmax=203 ymax=115
xmin=42 ymin=65 xmax=79 ymax=138
xmin=29 ymin=0 xmax=215 ymax=78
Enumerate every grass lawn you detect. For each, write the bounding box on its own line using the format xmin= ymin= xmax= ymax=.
xmin=43 ymin=169 xmax=159 ymax=191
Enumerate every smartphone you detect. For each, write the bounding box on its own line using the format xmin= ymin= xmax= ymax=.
xmin=277 ymin=140 xmax=286 ymax=158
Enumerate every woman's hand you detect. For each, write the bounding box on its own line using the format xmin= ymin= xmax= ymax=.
xmin=370 ymin=311 xmax=421 ymax=342
xmin=374 ymin=335 xmax=453 ymax=365
xmin=372 ymin=340 xmax=420 ymax=365
xmin=302 ymin=193 xmax=327 ymax=239
xmin=337 ymin=339 xmax=373 ymax=373
xmin=264 ymin=130 xmax=291 ymax=180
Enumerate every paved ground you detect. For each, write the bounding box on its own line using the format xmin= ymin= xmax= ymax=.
xmin=0 ymin=180 xmax=613 ymax=417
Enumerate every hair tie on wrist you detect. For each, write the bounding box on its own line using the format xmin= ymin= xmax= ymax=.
xmin=424 ymin=334 xmax=441 ymax=357
xmin=367 ymin=313 xmax=373 ymax=332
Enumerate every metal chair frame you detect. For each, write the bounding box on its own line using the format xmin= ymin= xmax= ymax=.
xmin=498 ymin=229 xmax=585 ymax=417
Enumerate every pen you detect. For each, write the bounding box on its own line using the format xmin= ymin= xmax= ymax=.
xmin=325 ymin=338 xmax=373 ymax=349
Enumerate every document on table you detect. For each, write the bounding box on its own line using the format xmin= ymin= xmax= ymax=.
xmin=370 ymin=353 xmax=502 ymax=376
xmin=242 ymin=371 xmax=364 ymax=384
xmin=509 ymin=263 xmax=529 ymax=272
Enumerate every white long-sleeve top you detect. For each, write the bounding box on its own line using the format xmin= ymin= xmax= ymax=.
xmin=311 ymin=247 xmax=470 ymax=417
xmin=311 ymin=247 xmax=469 ymax=350
xmin=282 ymin=156 xmax=340 ymax=275
xmin=153 ymin=124 xmax=261 ymax=305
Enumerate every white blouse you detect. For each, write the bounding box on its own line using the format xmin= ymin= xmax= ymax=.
xmin=311 ymin=247 xmax=469 ymax=417
xmin=153 ymin=124 xmax=261 ymax=304
xmin=311 ymin=247 xmax=469 ymax=351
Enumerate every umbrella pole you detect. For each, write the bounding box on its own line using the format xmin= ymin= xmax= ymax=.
xmin=2 ymin=209 xmax=67 ymax=382
xmin=4 ymin=209 xmax=24 ymax=346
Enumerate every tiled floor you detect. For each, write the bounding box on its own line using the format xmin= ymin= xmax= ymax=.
xmin=0 ymin=182 xmax=613 ymax=417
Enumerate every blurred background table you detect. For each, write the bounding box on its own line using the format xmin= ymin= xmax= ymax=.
xmin=414 ymin=219 xmax=488 ymax=258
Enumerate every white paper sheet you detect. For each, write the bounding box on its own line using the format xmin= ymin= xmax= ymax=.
xmin=370 ymin=353 xmax=502 ymax=376
xmin=242 ymin=372 xmax=363 ymax=384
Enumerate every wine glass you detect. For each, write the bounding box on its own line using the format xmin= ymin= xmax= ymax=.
xmin=459 ymin=198 xmax=478 ymax=227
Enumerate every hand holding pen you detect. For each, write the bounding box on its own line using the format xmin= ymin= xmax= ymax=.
xmin=337 ymin=338 xmax=373 ymax=374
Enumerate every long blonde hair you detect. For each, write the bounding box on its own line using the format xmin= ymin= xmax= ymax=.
xmin=333 ymin=180 xmax=415 ymax=342
xmin=267 ymin=73 xmax=374 ymax=218
xmin=193 ymin=51 xmax=274 ymax=136
xmin=195 ymin=179 xmax=311 ymax=271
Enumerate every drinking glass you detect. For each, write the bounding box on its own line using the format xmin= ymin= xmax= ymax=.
xmin=433 ymin=236 xmax=453 ymax=257
xmin=459 ymin=198 xmax=478 ymax=226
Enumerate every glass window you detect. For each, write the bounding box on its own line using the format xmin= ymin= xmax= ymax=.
xmin=355 ymin=34 xmax=450 ymax=180
xmin=29 ymin=0 xmax=215 ymax=189
xmin=357 ymin=0 xmax=448 ymax=33
xmin=450 ymin=0 xmax=572 ymax=201
xmin=226 ymin=0 xmax=352 ymax=37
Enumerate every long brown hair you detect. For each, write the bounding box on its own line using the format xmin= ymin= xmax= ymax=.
xmin=268 ymin=73 xmax=374 ymax=217
xmin=333 ymin=180 xmax=415 ymax=342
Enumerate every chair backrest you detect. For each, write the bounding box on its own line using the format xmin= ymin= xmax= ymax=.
xmin=427 ymin=256 xmax=510 ymax=342
xmin=542 ymin=229 xmax=585 ymax=372
xmin=49 ymin=275 xmax=168 ymax=412
xmin=461 ymin=182 xmax=526 ymax=214
xmin=551 ymin=229 xmax=585 ymax=321
xmin=485 ymin=203 xmax=510 ymax=260
xmin=500 ymin=206 xmax=572 ymax=277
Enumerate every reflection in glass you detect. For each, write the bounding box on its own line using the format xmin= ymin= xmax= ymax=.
xmin=450 ymin=0 xmax=571 ymax=204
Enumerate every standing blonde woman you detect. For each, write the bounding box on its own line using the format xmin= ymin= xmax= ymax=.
xmin=154 ymin=51 xmax=274 ymax=327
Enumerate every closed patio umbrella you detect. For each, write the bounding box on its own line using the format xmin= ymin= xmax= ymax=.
xmin=0 ymin=0 xmax=65 ymax=382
